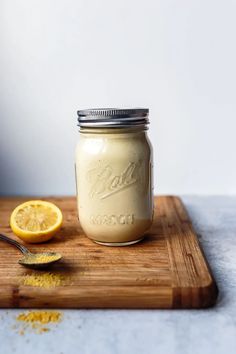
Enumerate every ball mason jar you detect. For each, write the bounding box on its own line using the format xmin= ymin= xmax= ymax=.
xmin=75 ymin=108 xmax=153 ymax=246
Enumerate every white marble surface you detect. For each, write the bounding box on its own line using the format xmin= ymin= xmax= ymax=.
xmin=0 ymin=196 xmax=236 ymax=354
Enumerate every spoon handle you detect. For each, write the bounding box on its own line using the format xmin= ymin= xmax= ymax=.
xmin=0 ymin=233 xmax=30 ymax=255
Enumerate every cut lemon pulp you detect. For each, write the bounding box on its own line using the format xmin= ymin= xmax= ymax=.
xmin=10 ymin=200 xmax=63 ymax=243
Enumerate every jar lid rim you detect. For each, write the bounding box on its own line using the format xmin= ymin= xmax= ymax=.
xmin=78 ymin=108 xmax=149 ymax=118
xmin=77 ymin=108 xmax=149 ymax=128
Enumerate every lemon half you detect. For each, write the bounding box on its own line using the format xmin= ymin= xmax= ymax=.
xmin=10 ymin=200 xmax=63 ymax=243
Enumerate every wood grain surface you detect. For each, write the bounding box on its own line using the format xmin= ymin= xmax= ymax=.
xmin=0 ymin=196 xmax=218 ymax=309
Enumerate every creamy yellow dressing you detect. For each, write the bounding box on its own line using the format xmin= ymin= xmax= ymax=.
xmin=75 ymin=127 xmax=153 ymax=245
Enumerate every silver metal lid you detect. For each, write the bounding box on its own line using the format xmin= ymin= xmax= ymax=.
xmin=77 ymin=108 xmax=149 ymax=128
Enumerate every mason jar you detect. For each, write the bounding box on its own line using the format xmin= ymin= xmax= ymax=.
xmin=75 ymin=108 xmax=153 ymax=246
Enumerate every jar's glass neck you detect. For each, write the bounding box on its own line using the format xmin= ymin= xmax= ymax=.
xmin=79 ymin=125 xmax=148 ymax=134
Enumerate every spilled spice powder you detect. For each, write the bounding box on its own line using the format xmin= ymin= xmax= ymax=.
xmin=21 ymin=272 xmax=67 ymax=288
xmin=17 ymin=311 xmax=62 ymax=324
xmin=16 ymin=311 xmax=62 ymax=334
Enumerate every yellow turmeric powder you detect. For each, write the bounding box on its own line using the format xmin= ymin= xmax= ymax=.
xmin=17 ymin=311 xmax=62 ymax=324
xmin=23 ymin=253 xmax=61 ymax=265
xmin=21 ymin=272 xmax=67 ymax=288
xmin=16 ymin=310 xmax=62 ymax=334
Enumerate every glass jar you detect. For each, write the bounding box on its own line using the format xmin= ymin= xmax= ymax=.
xmin=75 ymin=108 xmax=153 ymax=246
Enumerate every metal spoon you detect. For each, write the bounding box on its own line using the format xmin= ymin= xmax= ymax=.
xmin=0 ymin=233 xmax=62 ymax=269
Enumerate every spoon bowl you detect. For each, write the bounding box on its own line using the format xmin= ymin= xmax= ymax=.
xmin=19 ymin=252 xmax=62 ymax=269
xmin=0 ymin=233 xmax=62 ymax=269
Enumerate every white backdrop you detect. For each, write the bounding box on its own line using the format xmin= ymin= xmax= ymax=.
xmin=1 ymin=0 xmax=236 ymax=196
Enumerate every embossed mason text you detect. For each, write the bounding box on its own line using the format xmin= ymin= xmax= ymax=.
xmin=90 ymin=214 xmax=135 ymax=225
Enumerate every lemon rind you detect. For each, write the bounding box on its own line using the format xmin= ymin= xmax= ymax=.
xmin=10 ymin=200 xmax=63 ymax=242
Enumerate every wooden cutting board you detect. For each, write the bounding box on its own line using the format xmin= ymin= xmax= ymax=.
xmin=0 ymin=196 xmax=218 ymax=309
